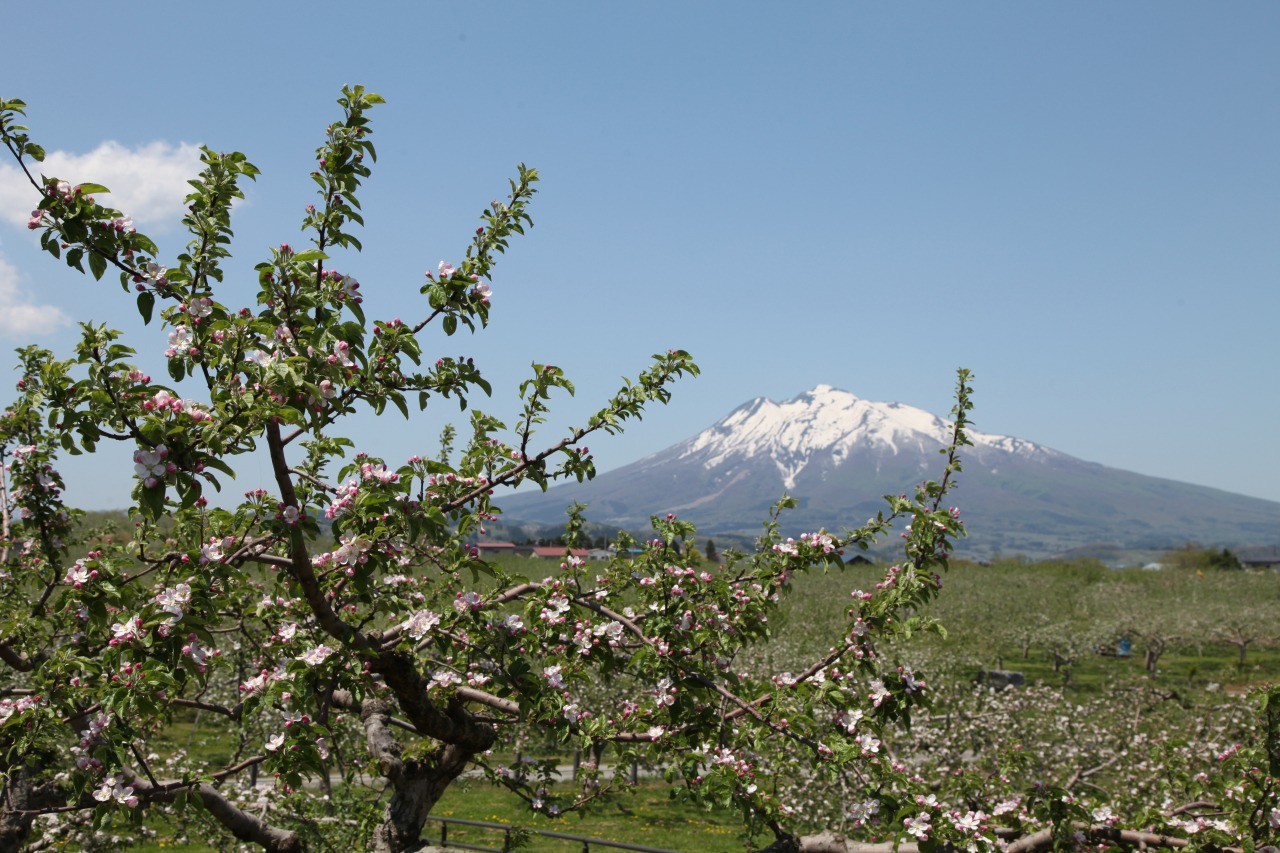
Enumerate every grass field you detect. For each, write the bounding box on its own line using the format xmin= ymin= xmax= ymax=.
xmin=121 ymin=782 xmax=750 ymax=853
xmin=426 ymin=782 xmax=750 ymax=852
xmin=769 ymin=556 xmax=1280 ymax=690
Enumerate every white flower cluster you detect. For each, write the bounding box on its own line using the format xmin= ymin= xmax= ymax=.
xmin=401 ymin=610 xmax=441 ymax=640
xmin=92 ymin=775 xmax=139 ymax=808
xmin=132 ymin=444 xmax=173 ymax=489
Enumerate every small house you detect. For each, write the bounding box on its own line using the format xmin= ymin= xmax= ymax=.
xmin=474 ymin=541 xmax=518 ymax=558
xmin=525 ymin=546 xmax=590 ymax=561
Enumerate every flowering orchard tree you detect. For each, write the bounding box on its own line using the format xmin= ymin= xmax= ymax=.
xmin=0 ymin=88 xmax=979 ymax=852
xmin=2 ymin=89 xmax=1278 ymax=853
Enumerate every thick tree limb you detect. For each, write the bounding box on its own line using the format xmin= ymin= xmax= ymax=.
xmin=369 ymin=649 xmax=495 ymax=752
xmin=331 ymin=689 xmax=427 ymax=734
xmin=0 ymin=641 xmax=35 ymax=672
xmin=454 ymin=685 xmax=519 ymax=715
xmin=131 ymin=773 xmax=301 ymax=853
xmin=1005 ymin=824 xmax=1243 ymax=853
xmin=360 ymin=697 xmax=408 ymax=784
xmin=265 ymin=421 xmax=372 ymax=652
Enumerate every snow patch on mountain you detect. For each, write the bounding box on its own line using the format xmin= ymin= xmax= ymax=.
xmin=680 ymin=384 xmax=1051 ymax=490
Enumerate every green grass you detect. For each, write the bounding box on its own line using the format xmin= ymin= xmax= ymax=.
xmin=121 ymin=781 xmax=751 ymax=852
xmin=148 ymin=713 xmax=238 ymax=768
xmin=426 ymin=780 xmax=752 ymax=852
xmin=767 ymin=558 xmax=1280 ymax=693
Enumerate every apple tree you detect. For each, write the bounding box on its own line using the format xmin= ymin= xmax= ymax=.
xmin=0 ymin=89 xmax=992 ymax=852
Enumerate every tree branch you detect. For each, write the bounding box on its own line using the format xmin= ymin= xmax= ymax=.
xmin=265 ymin=421 xmax=371 ymax=652
xmin=129 ymin=772 xmax=301 ymax=853
xmin=1005 ymin=824 xmax=1240 ymax=853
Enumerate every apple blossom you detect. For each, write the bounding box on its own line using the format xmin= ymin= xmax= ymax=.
xmin=298 ymin=645 xmax=334 ymax=666
xmin=904 ymin=812 xmax=931 ymax=840
xmin=401 ymin=610 xmax=441 ymax=640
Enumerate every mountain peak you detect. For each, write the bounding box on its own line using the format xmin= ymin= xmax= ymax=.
xmin=794 ymin=384 xmax=856 ymax=402
xmin=501 ymin=385 xmax=1280 ymax=558
xmin=681 ymin=386 xmax=1038 ymax=490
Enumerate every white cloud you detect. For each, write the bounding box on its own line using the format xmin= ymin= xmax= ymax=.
xmin=0 ymin=140 xmax=202 ymax=231
xmin=0 ymin=250 xmax=69 ymax=337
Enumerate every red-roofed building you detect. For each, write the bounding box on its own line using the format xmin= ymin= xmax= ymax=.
xmin=474 ymin=541 xmax=518 ymax=557
xmin=525 ymin=546 xmax=589 ymax=560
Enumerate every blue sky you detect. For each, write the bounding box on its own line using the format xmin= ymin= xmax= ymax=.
xmin=0 ymin=2 xmax=1277 ymax=508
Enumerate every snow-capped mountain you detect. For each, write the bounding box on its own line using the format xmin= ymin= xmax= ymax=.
xmin=500 ymin=386 xmax=1280 ymax=558
xmin=678 ymin=384 xmax=1051 ymax=491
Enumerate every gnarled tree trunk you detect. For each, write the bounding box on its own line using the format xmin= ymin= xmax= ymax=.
xmin=359 ymin=695 xmax=495 ymax=853
xmin=0 ymin=761 xmax=61 ymax=851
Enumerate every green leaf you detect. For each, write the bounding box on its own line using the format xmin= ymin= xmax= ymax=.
xmin=178 ymin=478 xmax=202 ymax=508
xmin=203 ymin=456 xmax=236 ymax=478
xmin=140 ymin=484 xmax=166 ymax=520
xmin=77 ymin=182 xmax=111 ymax=195
xmin=136 ymin=291 xmax=155 ymax=324
xmin=87 ymin=252 xmax=107 ymax=281
xmin=290 ymin=249 xmax=329 ymax=263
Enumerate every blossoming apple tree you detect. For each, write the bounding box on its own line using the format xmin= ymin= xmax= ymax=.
xmin=0 ymin=87 xmax=982 ymax=852
xmin=17 ymin=87 xmax=1274 ymax=853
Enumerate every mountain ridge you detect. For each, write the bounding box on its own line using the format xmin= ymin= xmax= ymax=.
xmin=500 ymin=386 xmax=1280 ymax=559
